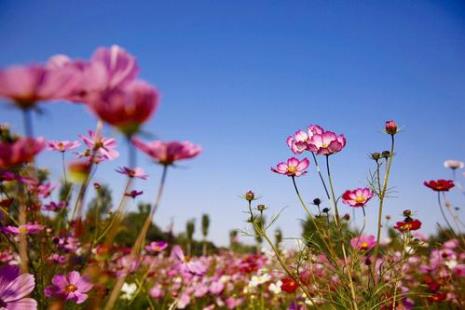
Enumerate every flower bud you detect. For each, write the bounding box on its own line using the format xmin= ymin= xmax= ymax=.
xmin=245 ymin=190 xmax=255 ymax=202
xmin=312 ymin=198 xmax=321 ymax=206
xmin=257 ymin=204 xmax=267 ymax=212
xmin=342 ymin=213 xmax=350 ymax=221
xmin=403 ymin=209 xmax=412 ymax=217
xmin=382 ymin=151 xmax=391 ymax=159
xmin=370 ymin=152 xmax=381 ymax=161
xmin=385 ymin=120 xmax=398 ymax=135
xmin=322 ymin=207 xmax=330 ymax=214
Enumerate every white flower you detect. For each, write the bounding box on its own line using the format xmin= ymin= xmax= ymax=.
xmin=249 ymin=274 xmax=271 ymax=287
xmin=445 ymin=259 xmax=458 ymax=270
xmin=444 ymin=160 xmax=464 ymax=170
xmin=121 ymin=282 xmax=137 ymax=300
xmin=268 ymin=280 xmax=282 ymax=294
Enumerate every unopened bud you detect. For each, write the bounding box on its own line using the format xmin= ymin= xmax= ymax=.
xmin=370 ymin=152 xmax=381 ymax=161
xmin=257 ymin=204 xmax=267 ymax=212
xmin=385 ymin=120 xmax=398 ymax=135
xmin=245 ymin=190 xmax=255 ymax=202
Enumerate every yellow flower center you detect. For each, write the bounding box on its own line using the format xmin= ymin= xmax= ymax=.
xmin=65 ymin=284 xmax=78 ymax=293
xmin=355 ymin=195 xmax=366 ymax=204
xmin=360 ymin=242 xmax=369 ymax=249
xmin=18 ymin=226 xmax=28 ymax=234
xmin=287 ymin=165 xmax=297 ymax=174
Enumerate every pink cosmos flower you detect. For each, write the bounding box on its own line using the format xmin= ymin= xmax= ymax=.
xmin=2 ymin=223 xmax=44 ymax=235
xmin=0 ymin=137 xmax=45 ymax=169
xmin=79 ymin=130 xmax=119 ymax=161
xmin=145 ymin=241 xmax=168 ymax=253
xmin=171 ymin=246 xmax=207 ymax=276
xmin=342 ymin=188 xmax=373 ymax=207
xmin=271 ymin=157 xmax=309 ymax=177
xmin=43 ymin=201 xmax=67 ymax=212
xmin=116 ymin=166 xmax=148 ymax=180
xmin=125 ymin=190 xmax=143 ymax=199
xmin=307 ymin=131 xmax=346 ymax=156
xmin=132 ymin=138 xmax=202 ymax=165
xmin=287 ymin=125 xmax=324 ymax=154
xmin=87 ymin=80 xmax=159 ymax=136
xmin=0 ymin=265 xmax=37 ymax=309
xmin=0 ymin=64 xmax=78 ymax=109
xmin=350 ymin=235 xmax=377 ymax=251
xmin=48 ymin=140 xmax=81 ymax=152
xmin=44 ymin=271 xmax=93 ymax=304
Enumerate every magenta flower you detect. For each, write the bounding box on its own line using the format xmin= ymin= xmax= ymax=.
xmin=43 ymin=201 xmax=67 ymax=212
xmin=0 ymin=265 xmax=37 ymax=309
xmin=0 ymin=64 xmax=78 ymax=109
xmin=287 ymin=125 xmax=324 ymax=154
xmin=125 ymin=190 xmax=143 ymax=199
xmin=145 ymin=241 xmax=168 ymax=253
xmin=271 ymin=157 xmax=309 ymax=177
xmin=307 ymin=131 xmax=346 ymax=156
xmin=48 ymin=140 xmax=81 ymax=152
xmin=87 ymin=80 xmax=159 ymax=136
xmin=116 ymin=166 xmax=148 ymax=180
xmin=351 ymin=235 xmax=376 ymax=251
xmin=45 ymin=271 xmax=93 ymax=304
xmin=0 ymin=137 xmax=45 ymax=169
xmin=79 ymin=130 xmax=119 ymax=161
xmin=2 ymin=223 xmax=44 ymax=235
xmin=132 ymin=138 xmax=202 ymax=166
xmin=171 ymin=246 xmax=207 ymax=276
xmin=342 ymin=188 xmax=373 ymax=207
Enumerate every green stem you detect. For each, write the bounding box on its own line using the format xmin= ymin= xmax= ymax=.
xmin=311 ymin=152 xmax=331 ymax=200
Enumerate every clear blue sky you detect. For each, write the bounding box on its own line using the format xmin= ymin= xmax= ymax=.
xmin=1 ymin=1 xmax=465 ymax=246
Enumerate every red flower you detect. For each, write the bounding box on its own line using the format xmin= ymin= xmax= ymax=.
xmin=281 ymin=277 xmax=299 ymax=293
xmin=428 ymin=292 xmax=447 ymax=303
xmin=394 ymin=219 xmax=422 ymax=232
xmin=424 ymin=179 xmax=454 ymax=192
xmin=385 ymin=120 xmax=398 ymax=135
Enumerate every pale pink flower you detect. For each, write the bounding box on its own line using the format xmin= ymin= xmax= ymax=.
xmin=48 ymin=140 xmax=81 ymax=152
xmin=342 ymin=188 xmax=373 ymax=207
xmin=271 ymin=157 xmax=309 ymax=177
xmin=132 ymin=138 xmax=202 ymax=165
xmin=287 ymin=125 xmax=324 ymax=154
xmin=116 ymin=166 xmax=148 ymax=180
xmin=79 ymin=130 xmax=119 ymax=160
xmin=444 ymin=160 xmax=464 ymax=170
xmin=145 ymin=241 xmax=168 ymax=253
xmin=0 ymin=137 xmax=45 ymax=169
xmin=350 ymin=235 xmax=376 ymax=251
xmin=307 ymin=131 xmax=346 ymax=155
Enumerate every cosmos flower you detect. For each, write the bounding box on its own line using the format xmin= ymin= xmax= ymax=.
xmin=0 ymin=137 xmax=45 ymax=169
xmin=2 ymin=223 xmax=44 ymax=235
xmin=307 ymin=131 xmax=346 ymax=156
xmin=394 ymin=219 xmax=422 ymax=233
xmin=0 ymin=265 xmax=37 ymax=309
xmin=385 ymin=120 xmax=398 ymax=135
xmin=48 ymin=140 xmax=81 ymax=152
xmin=145 ymin=241 xmax=168 ymax=253
xmin=79 ymin=130 xmax=119 ymax=161
xmin=116 ymin=167 xmax=148 ymax=180
xmin=350 ymin=235 xmax=376 ymax=251
xmin=271 ymin=157 xmax=309 ymax=177
xmin=342 ymin=188 xmax=373 ymax=207
xmin=444 ymin=160 xmax=464 ymax=170
xmin=132 ymin=138 xmax=201 ymax=166
xmin=424 ymin=180 xmax=455 ymax=192
xmin=287 ymin=125 xmax=324 ymax=154
xmin=43 ymin=201 xmax=67 ymax=212
xmin=125 ymin=190 xmax=144 ymax=199
xmin=44 ymin=271 xmax=93 ymax=304
xmin=280 ymin=277 xmax=298 ymax=293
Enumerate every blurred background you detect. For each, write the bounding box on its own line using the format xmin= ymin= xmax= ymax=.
xmin=1 ymin=1 xmax=465 ymax=246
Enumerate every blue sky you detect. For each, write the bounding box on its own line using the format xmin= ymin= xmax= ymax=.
xmin=1 ymin=1 xmax=465 ymax=246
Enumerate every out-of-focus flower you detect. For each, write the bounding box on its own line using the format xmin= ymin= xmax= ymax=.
xmin=116 ymin=166 xmax=148 ymax=180
xmin=79 ymin=130 xmax=119 ymax=161
xmin=0 ymin=265 xmax=37 ymax=309
xmin=444 ymin=160 xmax=464 ymax=170
xmin=307 ymin=131 xmax=346 ymax=156
xmin=171 ymin=246 xmax=207 ymax=276
xmin=268 ymin=280 xmax=282 ymax=294
xmin=48 ymin=140 xmax=80 ymax=152
xmin=0 ymin=137 xmax=45 ymax=169
xmin=125 ymin=190 xmax=143 ymax=199
xmin=43 ymin=201 xmax=67 ymax=212
xmin=2 ymin=223 xmax=44 ymax=235
xmin=342 ymin=188 xmax=373 ymax=207
xmin=249 ymin=274 xmax=271 ymax=287
xmin=120 ymin=282 xmax=137 ymax=300
xmin=281 ymin=277 xmax=298 ymax=293
xmin=145 ymin=241 xmax=168 ymax=253
xmin=385 ymin=120 xmax=398 ymax=135
xmin=0 ymin=64 xmax=78 ymax=109
xmin=44 ymin=271 xmax=93 ymax=304
xmin=424 ymin=180 xmax=455 ymax=192
xmin=68 ymin=160 xmax=92 ymax=183
xmin=271 ymin=157 xmax=309 ymax=177
xmin=350 ymin=235 xmax=376 ymax=251
xmin=132 ymin=138 xmax=201 ymax=166
xmin=87 ymin=80 xmax=159 ymax=136
xmin=395 ymin=219 xmax=422 ymax=233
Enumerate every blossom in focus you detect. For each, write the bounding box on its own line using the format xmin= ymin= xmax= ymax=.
xmin=350 ymin=235 xmax=376 ymax=251
xmin=145 ymin=241 xmax=168 ymax=253
xmin=0 ymin=64 xmax=78 ymax=109
xmin=308 ymin=131 xmax=346 ymax=156
xmin=444 ymin=160 xmax=464 ymax=170
xmin=87 ymin=80 xmax=159 ymax=136
xmin=132 ymin=138 xmax=201 ymax=166
xmin=2 ymin=223 xmax=44 ymax=235
xmin=116 ymin=166 xmax=148 ymax=180
xmin=342 ymin=188 xmax=373 ymax=207
xmin=0 ymin=137 xmax=45 ymax=169
xmin=48 ymin=140 xmax=80 ymax=152
xmin=287 ymin=125 xmax=324 ymax=154
xmin=79 ymin=130 xmax=119 ymax=161
xmin=271 ymin=157 xmax=309 ymax=177
xmin=424 ymin=180 xmax=455 ymax=192
xmin=44 ymin=271 xmax=93 ymax=304
xmin=0 ymin=265 xmax=37 ymax=309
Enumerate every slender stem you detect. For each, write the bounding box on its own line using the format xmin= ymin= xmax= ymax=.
xmin=375 ymin=135 xmax=395 ymax=252
xmin=437 ymin=192 xmax=455 ymax=234
xmin=22 ymin=108 xmax=34 ymax=138
xmin=104 ymin=165 xmax=169 ymax=310
xmin=312 ymin=152 xmax=331 ymax=200
xmin=61 ymin=152 xmax=68 ymax=184
xmin=325 ymin=156 xmax=340 ymax=225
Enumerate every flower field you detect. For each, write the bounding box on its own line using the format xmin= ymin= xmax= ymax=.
xmin=1 ymin=46 xmax=465 ymax=310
